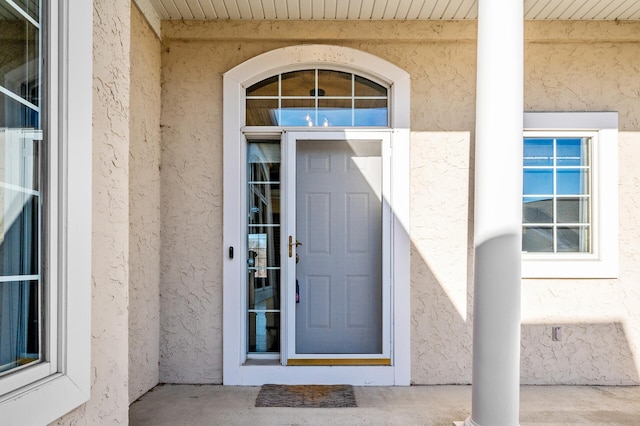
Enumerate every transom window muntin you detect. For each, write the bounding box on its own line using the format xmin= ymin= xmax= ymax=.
xmin=522 ymin=134 xmax=593 ymax=254
xmin=246 ymin=69 xmax=388 ymax=127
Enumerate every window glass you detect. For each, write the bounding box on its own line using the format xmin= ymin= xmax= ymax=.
xmin=246 ymin=70 xmax=388 ymax=127
xmin=0 ymin=0 xmax=40 ymax=126
xmin=557 ymin=197 xmax=589 ymax=223
xmin=319 ymin=98 xmax=352 ymax=127
xmin=523 ymin=169 xmax=553 ymax=195
xmin=247 ymin=141 xmax=281 ymax=354
xmin=557 ymin=226 xmax=589 ymax=252
xmin=354 ymin=75 xmax=386 ymax=97
xmin=318 ymin=70 xmax=351 ymax=97
xmin=247 ymin=75 xmax=278 ymax=97
xmin=281 ymin=70 xmax=315 ymax=97
xmin=523 ymin=197 xmax=552 ymax=223
xmin=522 ymin=137 xmax=591 ymax=253
xmin=0 ymin=93 xmax=38 ymax=129
xmin=523 ymin=138 xmax=553 ymax=166
xmin=522 ymin=226 xmax=553 ymax=253
xmin=354 ymin=99 xmax=388 ymax=126
xmin=557 ymin=169 xmax=589 ymax=195
xmin=0 ymin=0 xmax=42 ymax=376
xmin=246 ymin=99 xmax=278 ymax=126
xmin=280 ymin=99 xmax=314 ymax=126
xmin=6 ymin=0 xmax=39 ymax=21
xmin=556 ymin=138 xmax=588 ymax=166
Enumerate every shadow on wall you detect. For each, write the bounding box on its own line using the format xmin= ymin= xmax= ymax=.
xmin=410 ymin=240 xmax=473 ymax=384
xmin=410 ymin=239 xmax=640 ymax=385
xmin=408 ymin=132 xmax=639 ymax=386
xmin=521 ymin=321 xmax=639 ymax=385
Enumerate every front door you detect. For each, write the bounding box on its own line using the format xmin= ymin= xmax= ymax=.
xmin=285 ymin=131 xmax=391 ymax=364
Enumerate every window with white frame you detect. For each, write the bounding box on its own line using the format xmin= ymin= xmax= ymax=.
xmin=522 ymin=112 xmax=618 ymax=279
xmin=0 ymin=0 xmax=45 ymax=381
xmin=0 ymin=1 xmax=91 ymax=423
xmin=523 ymin=135 xmax=592 ymax=253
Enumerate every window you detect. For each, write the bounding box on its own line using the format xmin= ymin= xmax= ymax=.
xmin=246 ymin=140 xmax=281 ymax=354
xmin=0 ymin=1 xmax=91 ymax=423
xmin=522 ymin=112 xmax=618 ymax=279
xmin=523 ymin=136 xmax=591 ymax=253
xmin=0 ymin=0 xmax=43 ymax=380
xmin=246 ymin=70 xmax=388 ymax=127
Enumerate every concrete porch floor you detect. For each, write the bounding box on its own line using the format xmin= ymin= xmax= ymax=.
xmin=129 ymin=384 xmax=640 ymax=425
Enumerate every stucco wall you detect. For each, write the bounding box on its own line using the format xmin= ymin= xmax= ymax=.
xmin=520 ymin=23 xmax=640 ymax=385
xmin=159 ymin=20 xmax=640 ymax=385
xmin=53 ymin=1 xmax=132 ymax=424
xmin=410 ymin=132 xmax=472 ymax=384
xmin=129 ymin=4 xmax=161 ymax=402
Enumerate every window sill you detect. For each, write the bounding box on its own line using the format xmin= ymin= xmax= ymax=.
xmin=522 ymin=255 xmax=618 ymax=279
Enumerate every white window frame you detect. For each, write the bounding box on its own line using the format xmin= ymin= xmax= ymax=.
xmin=223 ymin=45 xmax=411 ymax=385
xmin=0 ymin=1 xmax=92 ymax=423
xmin=522 ymin=112 xmax=618 ymax=279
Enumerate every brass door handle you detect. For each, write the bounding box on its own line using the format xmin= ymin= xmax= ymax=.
xmin=288 ymin=236 xmax=302 ymax=257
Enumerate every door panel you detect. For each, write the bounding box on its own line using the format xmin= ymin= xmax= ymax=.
xmin=295 ymin=139 xmax=382 ymax=354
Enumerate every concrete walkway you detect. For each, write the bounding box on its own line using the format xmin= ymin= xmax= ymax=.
xmin=129 ymin=384 xmax=640 ymax=425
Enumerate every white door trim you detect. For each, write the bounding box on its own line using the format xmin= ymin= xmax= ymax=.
xmin=223 ymin=45 xmax=410 ymax=385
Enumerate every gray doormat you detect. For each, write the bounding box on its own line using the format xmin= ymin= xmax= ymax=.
xmin=255 ymin=384 xmax=357 ymax=408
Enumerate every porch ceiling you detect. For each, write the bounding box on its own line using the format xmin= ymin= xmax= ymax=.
xmin=148 ymin=0 xmax=640 ymax=20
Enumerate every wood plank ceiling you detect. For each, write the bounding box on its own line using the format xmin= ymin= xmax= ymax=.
xmin=148 ymin=0 xmax=640 ymax=20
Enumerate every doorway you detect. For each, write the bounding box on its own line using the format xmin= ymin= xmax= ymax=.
xmin=223 ymin=44 xmax=410 ymax=385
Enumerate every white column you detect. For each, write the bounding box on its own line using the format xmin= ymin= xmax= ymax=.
xmin=465 ymin=1 xmax=523 ymax=426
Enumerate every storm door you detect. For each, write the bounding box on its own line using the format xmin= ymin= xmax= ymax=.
xmin=284 ymin=131 xmax=391 ymax=364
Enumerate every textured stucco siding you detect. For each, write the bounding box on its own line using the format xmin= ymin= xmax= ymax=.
xmin=410 ymin=132 xmax=472 ymax=384
xmin=158 ymin=41 xmax=230 ymax=383
xmin=159 ymin=20 xmax=640 ymax=385
xmin=518 ymin=131 xmax=640 ymax=385
xmin=54 ymin=0 xmax=132 ymax=424
xmin=129 ymin=4 xmax=162 ymax=403
xmin=521 ymin=26 xmax=640 ymax=385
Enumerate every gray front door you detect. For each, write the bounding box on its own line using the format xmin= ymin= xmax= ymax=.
xmin=294 ymin=139 xmax=382 ymax=354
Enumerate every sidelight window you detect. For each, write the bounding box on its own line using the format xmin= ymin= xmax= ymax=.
xmin=246 ymin=140 xmax=281 ymax=354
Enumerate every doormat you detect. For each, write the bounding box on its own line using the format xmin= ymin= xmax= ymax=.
xmin=255 ymin=384 xmax=357 ymax=408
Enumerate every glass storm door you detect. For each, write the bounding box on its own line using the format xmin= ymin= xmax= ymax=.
xmin=285 ymin=131 xmax=391 ymax=363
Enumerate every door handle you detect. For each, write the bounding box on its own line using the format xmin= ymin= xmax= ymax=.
xmin=288 ymin=236 xmax=302 ymax=257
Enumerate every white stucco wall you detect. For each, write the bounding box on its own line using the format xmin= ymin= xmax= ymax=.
xmin=158 ymin=20 xmax=640 ymax=385
xmin=54 ymin=0 xmax=132 ymax=424
xmin=129 ymin=4 xmax=161 ymax=402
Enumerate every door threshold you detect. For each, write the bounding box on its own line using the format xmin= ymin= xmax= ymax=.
xmin=244 ymin=358 xmax=281 ymax=366
xmin=287 ymin=358 xmax=391 ymax=366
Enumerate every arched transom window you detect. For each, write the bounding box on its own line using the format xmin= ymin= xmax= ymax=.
xmin=246 ymin=69 xmax=388 ymax=127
